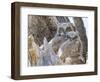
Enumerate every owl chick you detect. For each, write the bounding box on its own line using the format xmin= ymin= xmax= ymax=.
xmin=57 ymin=31 xmax=85 ymax=64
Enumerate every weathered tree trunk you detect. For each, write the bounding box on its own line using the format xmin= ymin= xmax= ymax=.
xmin=28 ymin=15 xmax=57 ymax=46
xmin=73 ymin=17 xmax=88 ymax=63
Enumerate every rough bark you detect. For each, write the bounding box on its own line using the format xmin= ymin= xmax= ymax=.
xmin=73 ymin=17 xmax=88 ymax=63
xmin=28 ymin=15 xmax=57 ymax=46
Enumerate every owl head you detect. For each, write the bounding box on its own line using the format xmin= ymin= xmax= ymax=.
xmin=67 ymin=31 xmax=78 ymax=41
